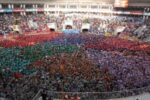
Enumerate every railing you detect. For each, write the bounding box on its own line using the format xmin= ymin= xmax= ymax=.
xmin=33 ymin=86 xmax=150 ymax=100
xmin=32 ymin=89 xmax=42 ymax=100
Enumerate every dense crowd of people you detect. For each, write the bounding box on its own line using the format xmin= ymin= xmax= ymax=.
xmin=0 ymin=13 xmax=150 ymax=100
xmin=0 ymin=33 xmax=150 ymax=99
xmin=0 ymin=14 xmax=149 ymax=40
xmin=0 ymin=15 xmax=14 ymax=35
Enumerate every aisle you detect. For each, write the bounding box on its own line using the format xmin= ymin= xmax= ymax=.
xmin=37 ymin=93 xmax=150 ymax=100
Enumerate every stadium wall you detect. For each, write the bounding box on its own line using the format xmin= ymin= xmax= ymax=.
xmin=0 ymin=0 xmax=150 ymax=16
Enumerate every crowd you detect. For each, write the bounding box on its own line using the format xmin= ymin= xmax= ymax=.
xmin=0 ymin=14 xmax=149 ymax=40
xmin=86 ymin=49 xmax=150 ymax=90
xmin=0 ymin=15 xmax=14 ymax=35
xmin=0 ymin=33 xmax=150 ymax=99
xmin=0 ymin=32 xmax=60 ymax=47
xmin=0 ymin=42 xmax=78 ymax=100
xmin=0 ymin=13 xmax=150 ymax=100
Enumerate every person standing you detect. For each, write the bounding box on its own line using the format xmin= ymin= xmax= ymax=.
xmin=41 ymin=90 xmax=47 ymax=100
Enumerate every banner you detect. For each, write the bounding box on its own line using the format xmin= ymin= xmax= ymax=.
xmin=26 ymin=9 xmax=37 ymax=12
xmin=113 ymin=11 xmax=144 ymax=15
xmin=114 ymin=26 xmax=125 ymax=35
xmin=122 ymin=11 xmax=130 ymax=15
xmin=28 ymin=20 xmax=38 ymax=29
xmin=114 ymin=0 xmax=128 ymax=8
xmin=13 ymin=25 xmax=20 ymax=32
xmin=63 ymin=20 xmax=73 ymax=30
xmin=0 ymin=9 xmax=4 ymax=13
xmin=4 ymin=9 xmax=13 ymax=13
xmin=130 ymin=11 xmax=143 ymax=15
xmin=47 ymin=23 xmax=57 ymax=30
xmin=13 ymin=9 xmax=25 ymax=12
xmin=37 ymin=8 xmax=44 ymax=12
xmin=64 ymin=20 xmax=73 ymax=26
xmin=81 ymin=23 xmax=90 ymax=32
xmin=134 ymin=25 xmax=146 ymax=36
xmin=144 ymin=13 xmax=150 ymax=16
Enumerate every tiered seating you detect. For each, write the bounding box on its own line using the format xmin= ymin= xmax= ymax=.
xmin=85 ymin=36 xmax=150 ymax=52
xmin=0 ymin=32 xmax=61 ymax=48
xmin=0 ymin=43 xmax=78 ymax=76
xmin=0 ymin=34 xmax=150 ymax=100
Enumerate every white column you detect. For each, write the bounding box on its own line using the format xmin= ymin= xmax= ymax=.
xmin=11 ymin=4 xmax=14 ymax=9
xmin=23 ymin=4 xmax=26 ymax=9
xmin=20 ymin=4 xmax=22 ymax=8
xmin=143 ymin=8 xmax=146 ymax=21
xmin=147 ymin=8 xmax=150 ymax=19
xmin=8 ymin=4 xmax=11 ymax=9
xmin=44 ymin=4 xmax=46 ymax=8
xmin=20 ymin=4 xmax=24 ymax=8
xmin=0 ymin=4 xmax=2 ymax=9
xmin=33 ymin=4 xmax=35 ymax=8
xmin=20 ymin=12 xmax=23 ymax=15
xmin=24 ymin=12 xmax=26 ymax=15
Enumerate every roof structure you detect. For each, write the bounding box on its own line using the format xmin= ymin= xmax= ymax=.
xmin=0 ymin=0 xmax=150 ymax=7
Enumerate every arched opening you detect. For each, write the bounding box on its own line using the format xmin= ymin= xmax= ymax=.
xmin=65 ymin=25 xmax=72 ymax=29
xmin=82 ymin=29 xmax=89 ymax=32
xmin=50 ymin=28 xmax=55 ymax=32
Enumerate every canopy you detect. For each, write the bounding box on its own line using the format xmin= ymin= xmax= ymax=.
xmin=47 ymin=23 xmax=57 ymax=31
xmin=63 ymin=20 xmax=73 ymax=30
xmin=81 ymin=23 xmax=90 ymax=32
